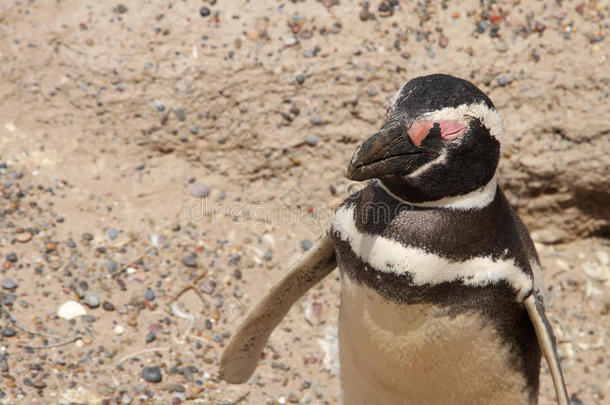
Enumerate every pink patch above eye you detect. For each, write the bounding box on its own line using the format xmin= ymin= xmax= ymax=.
xmin=408 ymin=120 xmax=467 ymax=146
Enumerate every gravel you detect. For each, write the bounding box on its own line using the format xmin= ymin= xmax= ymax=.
xmin=142 ymin=366 xmax=163 ymax=383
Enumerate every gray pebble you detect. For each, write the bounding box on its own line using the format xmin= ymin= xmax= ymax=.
xmin=306 ymin=135 xmax=319 ymax=146
xmin=121 ymin=393 xmax=133 ymax=405
xmin=495 ymin=40 xmax=508 ymax=53
xmin=135 ymin=162 xmax=145 ymax=171
xmin=189 ymin=182 xmax=211 ymax=198
xmin=301 ymin=239 xmax=313 ymax=251
xmin=102 ymin=301 xmax=115 ymax=311
xmin=368 ymin=87 xmax=378 ymax=97
xmin=145 ymin=288 xmax=155 ymax=301
xmin=1 ymin=278 xmax=17 ymax=290
xmin=311 ymin=116 xmax=324 ymax=126
xmin=173 ymin=107 xmax=186 ymax=121
xmin=153 ymin=101 xmax=166 ymax=112
xmin=146 ymin=332 xmax=156 ymax=343
xmin=1 ymin=328 xmax=17 ymax=337
xmin=6 ymin=253 xmax=17 ymax=263
xmin=497 ymin=74 xmax=514 ymax=86
xmin=106 ymin=260 xmax=118 ymax=273
xmin=296 ymin=74 xmax=305 ymax=84
xmin=189 ymin=126 xmax=199 ymax=135
xmin=181 ymin=254 xmax=198 ymax=268
xmin=107 ymin=227 xmax=118 ymax=240
xmin=142 ymin=366 xmax=163 ymax=383
xmin=83 ymin=291 xmax=101 ymax=308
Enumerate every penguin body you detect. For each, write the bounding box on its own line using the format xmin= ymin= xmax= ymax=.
xmin=220 ymin=74 xmax=569 ymax=405
xmin=330 ymin=183 xmax=540 ymax=404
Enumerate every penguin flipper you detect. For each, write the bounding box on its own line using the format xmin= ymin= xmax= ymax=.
xmin=524 ymin=293 xmax=570 ymax=405
xmin=219 ymin=230 xmax=336 ymax=383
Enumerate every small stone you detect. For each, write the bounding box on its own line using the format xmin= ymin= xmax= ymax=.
xmin=199 ymin=7 xmax=211 ymax=17
xmin=1 ymin=278 xmax=17 ymax=290
xmin=107 ymin=227 xmax=118 ymax=240
xmin=103 ymin=301 xmax=115 ymax=311
xmin=189 ymin=126 xmax=199 ymax=135
xmin=57 ymin=300 xmax=87 ymax=320
xmin=359 ymin=9 xmax=370 ymax=21
xmin=114 ymin=4 xmax=128 ymax=14
xmin=367 ymin=87 xmax=378 ymax=97
xmin=311 ymin=116 xmax=324 ymax=126
xmin=301 ymin=239 xmax=313 ymax=251
xmin=142 ymin=366 xmax=163 ymax=383
xmin=6 ymin=253 xmax=17 ymax=263
xmin=16 ymin=232 xmax=32 ymax=243
xmin=145 ymin=288 xmax=155 ymax=301
xmin=153 ymin=101 xmax=166 ymax=111
xmin=173 ymin=107 xmax=186 ymax=121
xmin=135 ymin=162 xmax=145 ymax=171
xmin=181 ymin=254 xmax=198 ymax=268
xmin=439 ymin=35 xmax=449 ymax=48
xmin=295 ymin=74 xmax=305 ymax=85
xmin=114 ymin=325 xmax=125 ymax=335
xmin=496 ymin=74 xmax=514 ymax=87
xmin=284 ymin=36 xmax=298 ymax=46
xmin=306 ymin=135 xmax=319 ymax=146
xmin=495 ymin=40 xmax=508 ymax=53
xmin=106 ymin=260 xmax=118 ymax=273
xmin=1 ymin=328 xmax=17 ymax=337
xmin=146 ymin=332 xmax=156 ymax=343
xmin=82 ymin=233 xmax=94 ymax=241
xmin=83 ymin=291 xmax=101 ymax=308
xmin=189 ymin=182 xmax=211 ymax=198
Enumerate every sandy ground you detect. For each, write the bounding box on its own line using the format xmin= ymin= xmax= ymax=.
xmin=0 ymin=1 xmax=609 ymax=404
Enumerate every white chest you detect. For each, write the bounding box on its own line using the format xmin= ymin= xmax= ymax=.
xmin=338 ymin=277 xmax=530 ymax=405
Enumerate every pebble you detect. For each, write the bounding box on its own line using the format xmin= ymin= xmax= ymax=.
xmin=295 ymin=74 xmax=305 ymax=85
xmin=181 ymin=254 xmax=198 ymax=268
xmin=439 ymin=35 xmax=449 ymax=48
xmin=83 ymin=291 xmax=101 ymax=308
xmin=173 ymin=107 xmax=186 ymax=121
xmin=146 ymin=332 xmax=156 ymax=343
xmin=145 ymin=288 xmax=155 ymax=301
xmin=189 ymin=126 xmax=199 ymax=135
xmin=310 ymin=116 xmax=324 ymax=126
xmin=1 ymin=278 xmax=18 ymax=290
xmin=107 ymin=227 xmax=118 ymax=240
xmin=106 ymin=260 xmax=118 ymax=273
xmin=57 ymin=301 xmax=87 ymax=320
xmin=142 ymin=366 xmax=163 ymax=383
xmin=16 ymin=231 xmax=32 ymax=243
xmin=114 ymin=325 xmax=125 ymax=335
xmin=497 ymin=74 xmax=514 ymax=86
xmin=284 ymin=37 xmax=298 ymax=46
xmin=306 ymin=135 xmax=319 ymax=146
xmin=301 ymin=239 xmax=313 ymax=251
xmin=359 ymin=8 xmax=370 ymax=21
xmin=200 ymin=7 xmax=211 ymax=17
xmin=6 ymin=253 xmax=17 ymax=263
xmin=135 ymin=162 xmax=145 ymax=171
xmin=153 ymin=101 xmax=166 ymax=111
xmin=367 ymin=87 xmax=378 ymax=97
xmin=189 ymin=182 xmax=211 ymax=198
xmin=1 ymin=328 xmax=17 ymax=337
xmin=495 ymin=40 xmax=508 ymax=53
xmin=102 ymin=301 xmax=115 ymax=311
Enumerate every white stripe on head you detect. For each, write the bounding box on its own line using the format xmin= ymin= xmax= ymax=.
xmin=331 ymin=204 xmax=532 ymax=301
xmin=419 ymin=102 xmax=503 ymax=143
xmin=375 ymin=173 xmax=498 ymax=210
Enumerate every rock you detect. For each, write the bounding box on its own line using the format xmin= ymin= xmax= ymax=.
xmin=145 ymin=288 xmax=155 ymax=301
xmin=6 ymin=253 xmax=17 ymax=263
xmin=102 ymin=301 xmax=115 ymax=311
xmin=142 ymin=366 xmax=163 ymax=383
xmin=199 ymin=7 xmax=211 ymax=17
xmin=189 ymin=182 xmax=211 ymax=198
xmin=301 ymin=239 xmax=313 ymax=251
xmin=173 ymin=107 xmax=186 ymax=121
xmin=1 ymin=278 xmax=18 ymax=290
xmin=57 ymin=301 xmax=87 ymax=320
xmin=181 ymin=254 xmax=198 ymax=268
xmin=114 ymin=325 xmax=125 ymax=335
xmin=1 ymin=328 xmax=17 ymax=337
xmin=83 ymin=291 xmax=101 ymax=308
xmin=296 ymin=74 xmax=305 ymax=85
xmin=107 ymin=227 xmax=118 ymax=240
xmin=495 ymin=40 xmax=508 ymax=52
xmin=306 ymin=135 xmax=319 ymax=146
xmin=135 ymin=162 xmax=145 ymax=171
xmin=496 ymin=74 xmax=514 ymax=86
xmin=16 ymin=231 xmax=32 ymax=243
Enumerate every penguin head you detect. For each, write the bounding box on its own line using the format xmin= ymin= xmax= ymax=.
xmin=347 ymin=74 xmax=503 ymax=205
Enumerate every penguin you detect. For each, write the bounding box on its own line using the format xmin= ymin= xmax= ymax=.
xmin=220 ymin=74 xmax=569 ymax=405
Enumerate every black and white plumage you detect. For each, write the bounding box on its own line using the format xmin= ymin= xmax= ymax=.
xmin=220 ymin=74 xmax=569 ymax=405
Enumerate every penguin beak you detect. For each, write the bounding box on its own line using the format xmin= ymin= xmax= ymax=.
xmin=347 ymin=124 xmax=422 ymax=181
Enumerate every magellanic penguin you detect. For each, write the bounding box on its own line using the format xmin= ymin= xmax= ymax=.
xmin=220 ymin=74 xmax=570 ymax=405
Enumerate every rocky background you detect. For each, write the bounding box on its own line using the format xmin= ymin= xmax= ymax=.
xmin=0 ymin=0 xmax=608 ymax=404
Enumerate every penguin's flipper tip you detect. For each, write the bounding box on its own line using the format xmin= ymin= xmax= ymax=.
xmin=219 ymin=231 xmax=337 ymax=384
